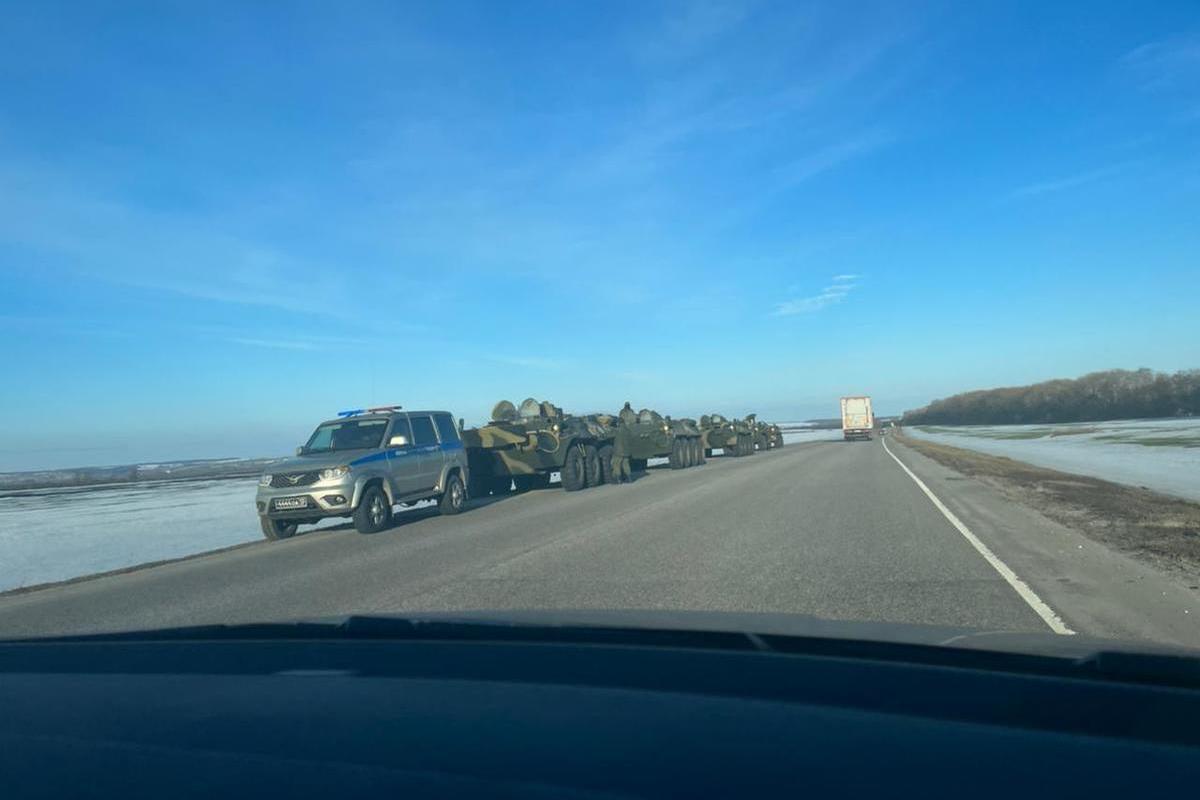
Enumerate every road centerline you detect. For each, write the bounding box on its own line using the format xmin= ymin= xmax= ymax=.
xmin=881 ymin=437 xmax=1075 ymax=636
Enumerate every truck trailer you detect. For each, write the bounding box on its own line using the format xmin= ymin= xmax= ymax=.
xmin=840 ymin=396 xmax=874 ymax=441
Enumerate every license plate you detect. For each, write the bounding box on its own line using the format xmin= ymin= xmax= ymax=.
xmin=273 ymin=496 xmax=308 ymax=510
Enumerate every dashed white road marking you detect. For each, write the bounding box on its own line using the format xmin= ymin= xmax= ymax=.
xmin=881 ymin=436 xmax=1075 ymax=636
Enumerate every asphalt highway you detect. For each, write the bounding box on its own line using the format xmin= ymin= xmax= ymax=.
xmin=1 ymin=437 xmax=1198 ymax=646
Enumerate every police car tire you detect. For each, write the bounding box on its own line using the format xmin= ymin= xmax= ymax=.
xmin=353 ymin=486 xmax=392 ymax=534
xmin=438 ymin=474 xmax=465 ymax=516
xmin=260 ymin=517 xmax=298 ymax=541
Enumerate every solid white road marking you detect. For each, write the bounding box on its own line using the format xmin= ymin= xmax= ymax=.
xmin=881 ymin=436 xmax=1075 ymax=636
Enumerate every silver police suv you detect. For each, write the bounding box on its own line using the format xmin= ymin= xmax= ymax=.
xmin=255 ymin=406 xmax=470 ymax=540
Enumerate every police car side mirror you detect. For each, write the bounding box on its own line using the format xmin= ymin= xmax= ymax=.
xmin=295 ymin=446 xmax=304 ymax=456
xmin=388 ymin=435 xmax=410 ymax=447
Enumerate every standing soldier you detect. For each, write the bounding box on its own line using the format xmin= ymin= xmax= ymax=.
xmin=619 ymin=401 xmax=636 ymax=425
xmin=611 ymin=416 xmax=633 ymax=484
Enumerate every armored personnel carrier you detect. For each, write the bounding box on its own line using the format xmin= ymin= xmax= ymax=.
xmin=619 ymin=408 xmax=704 ymax=472
xmin=699 ymin=413 xmax=754 ymax=458
xmin=748 ymin=415 xmax=775 ymax=452
xmin=462 ymin=398 xmax=613 ymax=496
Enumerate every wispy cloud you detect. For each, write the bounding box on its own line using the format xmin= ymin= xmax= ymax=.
xmin=228 ymin=337 xmax=322 ymax=351
xmin=1119 ymin=35 xmax=1200 ymax=91
xmin=1004 ymin=162 xmax=1137 ymax=200
xmin=487 ymin=355 xmax=563 ymax=370
xmin=773 ymin=131 xmax=891 ymax=189
xmin=225 ymin=333 xmax=372 ymax=351
xmin=774 ymin=274 xmax=860 ymax=316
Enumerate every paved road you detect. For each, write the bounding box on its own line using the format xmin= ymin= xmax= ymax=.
xmin=1 ymin=438 xmax=1198 ymax=646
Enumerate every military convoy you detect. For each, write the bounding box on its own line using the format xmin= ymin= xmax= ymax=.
xmin=257 ymin=398 xmax=787 ymax=539
xmin=463 ymin=400 xmax=717 ymax=498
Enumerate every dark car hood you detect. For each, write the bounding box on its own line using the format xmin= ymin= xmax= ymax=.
xmin=381 ymin=608 xmax=1199 ymax=661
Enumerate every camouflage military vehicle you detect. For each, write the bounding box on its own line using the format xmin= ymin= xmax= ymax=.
xmin=750 ymin=417 xmax=770 ymax=452
xmin=462 ymin=398 xmax=613 ymax=496
xmin=766 ymin=422 xmax=785 ymax=449
xmin=699 ymin=413 xmax=755 ymax=458
xmin=619 ymin=408 xmax=704 ymax=472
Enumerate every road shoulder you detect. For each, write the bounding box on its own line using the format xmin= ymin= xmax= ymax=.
xmin=886 ymin=435 xmax=1200 ymax=647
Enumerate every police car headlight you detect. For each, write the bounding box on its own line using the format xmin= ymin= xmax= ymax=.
xmin=321 ymin=466 xmax=350 ymax=481
xmin=259 ymin=474 xmax=272 ymax=486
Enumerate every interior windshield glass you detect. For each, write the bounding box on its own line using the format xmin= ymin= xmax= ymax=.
xmin=2 ymin=2 xmax=1198 ymax=662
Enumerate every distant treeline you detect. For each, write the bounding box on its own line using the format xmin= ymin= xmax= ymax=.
xmin=902 ymin=368 xmax=1200 ymax=426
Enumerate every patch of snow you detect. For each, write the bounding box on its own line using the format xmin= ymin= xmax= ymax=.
xmin=907 ymin=419 xmax=1200 ymax=502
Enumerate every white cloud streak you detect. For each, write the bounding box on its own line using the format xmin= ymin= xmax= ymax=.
xmin=774 ymin=275 xmax=861 ymax=316
xmin=1005 ymin=162 xmax=1137 ymax=200
xmin=1119 ymin=35 xmax=1200 ymax=91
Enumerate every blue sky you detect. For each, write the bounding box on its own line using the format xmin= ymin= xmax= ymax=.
xmin=2 ymin=1 xmax=1198 ymax=469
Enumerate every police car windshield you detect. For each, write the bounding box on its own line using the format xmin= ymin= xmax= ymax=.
xmin=305 ymin=419 xmax=388 ymax=453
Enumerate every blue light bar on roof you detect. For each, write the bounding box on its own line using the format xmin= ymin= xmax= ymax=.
xmin=337 ymin=405 xmax=402 ymax=418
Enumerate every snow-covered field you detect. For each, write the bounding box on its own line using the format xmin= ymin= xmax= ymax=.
xmin=782 ymin=428 xmax=845 ymax=444
xmin=907 ymin=419 xmax=1200 ymax=502
xmin=0 ymin=478 xmax=286 ymax=593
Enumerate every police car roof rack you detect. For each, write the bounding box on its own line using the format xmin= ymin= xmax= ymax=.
xmin=337 ymin=405 xmax=403 ymax=418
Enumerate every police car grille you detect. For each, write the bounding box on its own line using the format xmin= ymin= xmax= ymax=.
xmin=271 ymin=472 xmax=320 ymax=488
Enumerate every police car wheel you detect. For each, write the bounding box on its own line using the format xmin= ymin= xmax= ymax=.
xmin=353 ymin=486 xmax=392 ymax=534
xmin=438 ymin=474 xmax=465 ymax=516
xmin=260 ymin=517 xmax=298 ymax=541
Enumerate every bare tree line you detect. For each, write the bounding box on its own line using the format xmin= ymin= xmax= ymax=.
xmin=902 ymin=368 xmax=1200 ymax=426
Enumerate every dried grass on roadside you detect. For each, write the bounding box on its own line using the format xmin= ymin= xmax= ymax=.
xmin=895 ymin=432 xmax=1200 ymax=583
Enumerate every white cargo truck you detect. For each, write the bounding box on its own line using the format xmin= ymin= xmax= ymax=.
xmin=840 ymin=396 xmax=874 ymax=441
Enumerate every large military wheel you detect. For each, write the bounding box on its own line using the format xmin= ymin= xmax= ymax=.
xmin=561 ymin=444 xmax=587 ymax=491
xmin=681 ymin=438 xmax=694 ymax=468
xmin=691 ymin=438 xmax=703 ymax=466
xmin=725 ymin=441 xmax=739 ymax=457
xmin=743 ymin=434 xmax=754 ymax=456
xmin=583 ymin=444 xmax=602 ymax=487
xmin=597 ymin=444 xmax=614 ymax=484
xmin=669 ymin=439 xmax=684 ymax=469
